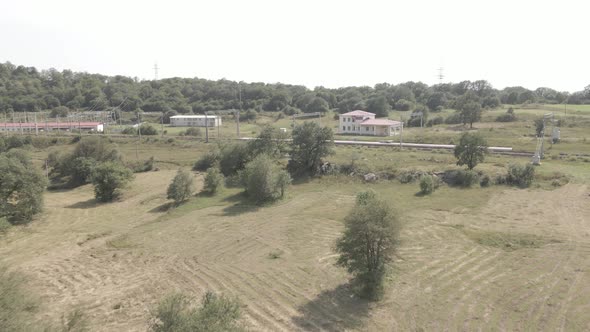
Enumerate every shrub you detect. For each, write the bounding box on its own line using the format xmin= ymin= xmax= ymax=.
xmin=495 ymin=110 xmax=517 ymax=122
xmin=121 ymin=127 xmax=137 ymax=135
xmin=219 ymin=143 xmax=251 ymax=176
xmin=51 ymin=137 xmax=121 ymax=187
xmin=204 ymin=167 xmax=224 ymax=194
xmin=193 ymin=149 xmax=221 ymax=171
xmin=444 ymin=112 xmax=463 ymax=124
xmin=167 ymin=169 xmax=194 ymax=204
xmin=183 ymin=127 xmax=202 ymax=137
xmin=419 ymin=175 xmax=439 ymax=194
xmin=91 ymin=162 xmax=134 ymax=202
xmin=0 ymin=150 xmax=47 ymax=224
xmin=150 ymin=292 xmax=242 ymax=332
xmin=242 ymin=154 xmax=290 ymax=203
xmin=288 ymin=122 xmax=334 ymax=176
xmin=505 ymin=163 xmax=535 ymax=188
xmin=480 ymin=174 xmax=491 ymax=187
xmin=130 ymin=157 xmax=155 ymax=173
xmin=139 ymin=124 xmax=159 ymax=136
xmin=397 ymin=169 xmax=427 ymax=184
xmin=444 ymin=169 xmax=479 ymax=187
xmin=426 ymin=116 xmax=444 ymax=127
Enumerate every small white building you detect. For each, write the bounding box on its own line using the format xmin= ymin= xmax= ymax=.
xmin=339 ymin=110 xmax=402 ymax=136
xmin=170 ymin=115 xmax=222 ymax=127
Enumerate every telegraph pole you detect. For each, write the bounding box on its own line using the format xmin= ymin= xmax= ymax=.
xmin=237 ymin=82 xmax=242 ymax=138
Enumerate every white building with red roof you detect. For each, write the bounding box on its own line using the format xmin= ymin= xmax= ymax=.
xmin=339 ymin=110 xmax=402 ymax=136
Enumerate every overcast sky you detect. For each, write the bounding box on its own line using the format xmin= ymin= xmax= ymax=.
xmin=1 ymin=0 xmax=588 ymax=92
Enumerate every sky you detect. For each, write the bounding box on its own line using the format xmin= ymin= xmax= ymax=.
xmin=1 ymin=0 xmax=588 ymax=92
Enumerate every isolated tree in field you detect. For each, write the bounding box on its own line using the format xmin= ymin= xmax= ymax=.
xmin=204 ymin=167 xmax=224 ymax=194
xmin=454 ymin=132 xmax=488 ymax=170
xmin=289 ymin=121 xmax=333 ymax=176
xmin=336 ymin=191 xmax=400 ymax=300
xmin=167 ymin=169 xmax=194 ymax=205
xmin=150 ymin=292 xmax=242 ymax=332
xmin=91 ymin=162 xmax=134 ymax=202
xmin=0 ymin=150 xmax=47 ymax=224
xmin=242 ymin=154 xmax=290 ymax=203
xmin=459 ymin=101 xmax=482 ymax=128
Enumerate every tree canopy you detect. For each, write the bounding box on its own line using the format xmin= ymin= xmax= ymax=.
xmin=454 ymin=132 xmax=488 ymax=170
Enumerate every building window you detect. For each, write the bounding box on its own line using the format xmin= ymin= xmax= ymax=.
xmin=347 ymin=126 xmax=350 ymax=131
xmin=342 ymin=126 xmax=345 ymax=131
xmin=366 ymin=127 xmax=369 ymax=131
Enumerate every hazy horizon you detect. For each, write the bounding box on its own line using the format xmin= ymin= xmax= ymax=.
xmin=1 ymin=0 xmax=589 ymax=93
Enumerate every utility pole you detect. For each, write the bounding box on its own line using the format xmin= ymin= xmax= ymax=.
xmin=205 ymin=112 xmax=209 ymax=143
xmin=400 ymin=116 xmax=404 ymax=150
xmin=237 ymin=82 xmax=241 ymax=138
xmin=161 ymin=111 xmax=164 ymax=138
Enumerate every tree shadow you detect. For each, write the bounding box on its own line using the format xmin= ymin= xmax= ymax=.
xmin=221 ymin=192 xmax=260 ymax=216
xmin=66 ymin=198 xmax=99 ymax=209
xmin=149 ymin=201 xmax=174 ymax=213
xmin=291 ymin=283 xmax=370 ymax=331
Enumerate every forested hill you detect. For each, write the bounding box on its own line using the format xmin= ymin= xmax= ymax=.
xmin=1 ymin=62 xmax=588 ymax=118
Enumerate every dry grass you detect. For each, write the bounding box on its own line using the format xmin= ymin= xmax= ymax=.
xmin=1 ymin=134 xmax=589 ymax=331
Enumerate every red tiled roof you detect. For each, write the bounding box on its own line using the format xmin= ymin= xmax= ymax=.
xmin=341 ymin=110 xmax=375 ymax=116
xmin=360 ymin=119 xmax=402 ymax=126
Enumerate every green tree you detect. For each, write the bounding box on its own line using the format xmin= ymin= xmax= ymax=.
xmin=0 ymin=150 xmax=47 ymax=224
xmin=305 ymin=97 xmax=329 ymax=114
xmin=367 ymin=94 xmax=390 ymax=117
xmin=167 ymin=169 xmax=195 ymax=205
xmin=335 ymin=191 xmax=400 ymax=300
xmin=289 ymin=122 xmax=333 ymax=176
xmin=247 ymin=126 xmax=288 ymax=159
xmin=460 ymin=101 xmax=482 ymax=128
xmin=454 ymin=132 xmax=488 ymax=170
xmin=242 ymin=154 xmax=290 ymax=203
xmin=150 ymin=292 xmax=242 ymax=332
xmin=204 ymin=167 xmax=224 ymax=194
xmin=91 ymin=162 xmax=134 ymax=202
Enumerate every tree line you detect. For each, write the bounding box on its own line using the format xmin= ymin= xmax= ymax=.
xmin=1 ymin=62 xmax=589 ymax=120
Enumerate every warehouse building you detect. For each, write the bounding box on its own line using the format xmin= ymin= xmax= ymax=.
xmin=0 ymin=122 xmax=104 ymax=133
xmin=170 ymin=115 xmax=222 ymax=127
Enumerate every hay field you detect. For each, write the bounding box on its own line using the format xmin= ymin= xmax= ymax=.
xmin=1 ymin=142 xmax=589 ymax=331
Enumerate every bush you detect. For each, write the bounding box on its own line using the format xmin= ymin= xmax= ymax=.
xmin=204 ymin=167 xmax=224 ymax=194
xmin=496 ymin=108 xmax=517 ymax=122
xmin=444 ymin=112 xmax=463 ymax=124
xmin=426 ymin=116 xmax=444 ymax=127
xmin=219 ymin=143 xmax=251 ymax=176
xmin=139 ymin=124 xmax=159 ymax=136
xmin=419 ymin=175 xmax=440 ymax=195
xmin=444 ymin=169 xmax=479 ymax=187
xmin=397 ymin=169 xmax=427 ymax=184
xmin=183 ymin=127 xmax=202 ymax=137
xmin=91 ymin=162 xmax=134 ymax=202
xmin=242 ymin=154 xmax=291 ymax=204
xmin=121 ymin=127 xmax=137 ymax=135
xmin=130 ymin=157 xmax=155 ymax=173
xmin=150 ymin=292 xmax=242 ymax=332
xmin=51 ymin=137 xmax=121 ymax=187
xmin=505 ymin=163 xmax=535 ymax=188
xmin=167 ymin=169 xmax=194 ymax=204
xmin=0 ymin=150 xmax=47 ymax=224
xmin=193 ymin=149 xmax=221 ymax=171
xmin=480 ymin=174 xmax=491 ymax=187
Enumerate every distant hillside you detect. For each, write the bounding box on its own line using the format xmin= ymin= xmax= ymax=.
xmin=0 ymin=62 xmax=588 ymax=119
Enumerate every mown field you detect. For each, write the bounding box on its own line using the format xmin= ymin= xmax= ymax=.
xmin=1 ymin=105 xmax=590 ymax=331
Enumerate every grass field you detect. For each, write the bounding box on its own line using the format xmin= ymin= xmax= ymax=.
xmin=1 ymin=135 xmax=590 ymax=331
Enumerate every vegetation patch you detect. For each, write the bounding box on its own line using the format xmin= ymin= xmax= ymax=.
xmin=462 ymin=229 xmax=559 ymax=251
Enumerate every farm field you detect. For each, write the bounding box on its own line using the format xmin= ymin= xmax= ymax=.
xmin=1 ymin=138 xmax=590 ymax=331
xmin=115 ymin=104 xmax=590 ymax=156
